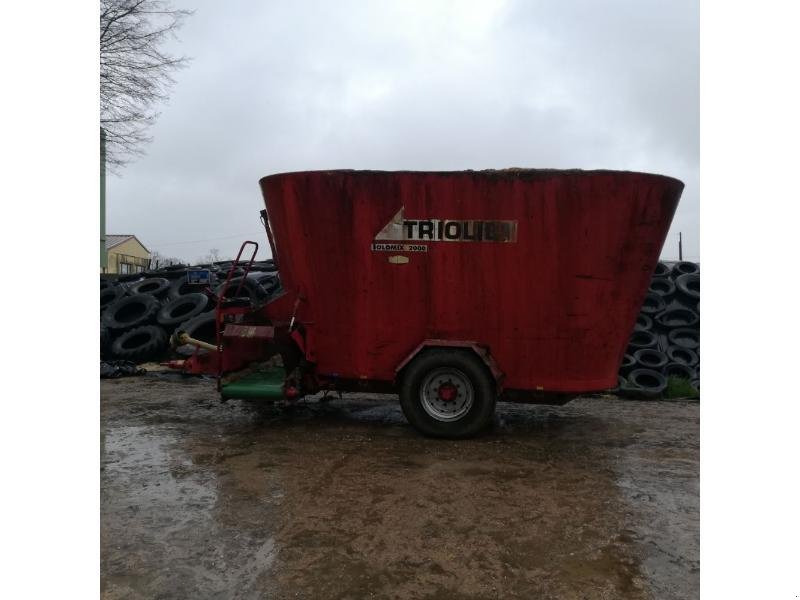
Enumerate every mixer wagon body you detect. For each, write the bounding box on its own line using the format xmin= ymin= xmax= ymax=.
xmin=255 ymin=169 xmax=683 ymax=407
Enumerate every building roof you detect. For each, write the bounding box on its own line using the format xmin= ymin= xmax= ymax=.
xmin=105 ymin=234 xmax=150 ymax=254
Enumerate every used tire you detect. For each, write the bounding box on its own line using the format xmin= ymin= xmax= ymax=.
xmin=627 ymin=368 xmax=668 ymax=398
xmin=666 ymin=345 xmax=699 ymax=368
xmin=656 ymin=308 xmax=699 ymax=329
xmin=633 ymin=348 xmax=668 ymax=370
xmin=128 ymin=277 xmax=171 ymax=298
xmin=100 ymin=324 xmax=110 ymax=358
xmin=675 ymin=273 xmax=700 ymax=301
xmin=169 ymin=275 xmax=217 ymax=300
xmin=627 ymin=329 xmax=658 ymax=351
xmin=102 ymin=294 xmax=160 ymax=331
xmin=157 ymin=293 xmax=211 ymax=329
xmin=608 ymin=375 xmax=627 ymax=393
xmin=668 ymin=327 xmax=700 ymax=350
xmin=173 ymin=311 xmax=217 ymax=356
xmin=649 ymin=277 xmax=676 ymax=298
xmin=652 ymin=261 xmax=671 ymax=278
xmin=252 ymin=272 xmax=280 ymax=295
xmin=634 ymin=314 xmax=653 ymax=332
xmin=110 ymin=325 xmax=168 ymax=363
xmin=671 ymin=261 xmax=699 ymax=278
xmin=100 ymin=286 xmax=125 ymax=312
xmin=400 ymin=349 xmax=496 ymax=439
xmin=214 ymin=276 xmax=268 ymax=304
xmin=116 ymin=272 xmax=145 ymax=283
xmin=619 ymin=353 xmax=636 ymax=375
xmin=663 ymin=363 xmax=696 ymax=380
xmin=640 ymin=292 xmax=666 ymax=315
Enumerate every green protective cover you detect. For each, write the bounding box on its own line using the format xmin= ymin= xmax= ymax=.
xmin=221 ymin=366 xmax=286 ymax=400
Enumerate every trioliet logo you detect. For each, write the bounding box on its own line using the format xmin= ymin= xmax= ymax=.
xmin=371 ymin=207 xmax=517 ymax=252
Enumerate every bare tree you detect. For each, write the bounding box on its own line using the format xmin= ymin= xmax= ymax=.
xmin=149 ymin=250 xmax=184 ymax=269
xmin=100 ymin=0 xmax=192 ymax=170
xmin=197 ymin=248 xmax=223 ymax=264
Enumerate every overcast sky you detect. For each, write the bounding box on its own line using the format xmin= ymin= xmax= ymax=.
xmin=107 ymin=0 xmax=699 ymax=263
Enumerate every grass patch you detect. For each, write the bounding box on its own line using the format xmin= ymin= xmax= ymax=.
xmin=665 ymin=376 xmax=699 ymax=399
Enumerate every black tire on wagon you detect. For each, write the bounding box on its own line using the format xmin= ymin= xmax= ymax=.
xmin=399 ymin=349 xmax=496 ymax=439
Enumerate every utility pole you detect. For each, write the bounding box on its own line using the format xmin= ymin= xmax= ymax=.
xmin=678 ymin=231 xmax=683 ymax=261
xmin=101 ymin=128 xmax=107 ymax=272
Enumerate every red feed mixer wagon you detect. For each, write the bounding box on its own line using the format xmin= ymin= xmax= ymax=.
xmin=172 ymin=169 xmax=683 ymax=438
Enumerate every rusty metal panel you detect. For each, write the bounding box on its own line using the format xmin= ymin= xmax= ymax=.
xmin=258 ymin=169 xmax=682 ymax=393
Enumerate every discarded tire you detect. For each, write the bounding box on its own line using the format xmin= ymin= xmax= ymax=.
xmin=639 ymin=292 xmax=666 ymax=315
xmin=648 ymin=277 xmax=676 ymax=298
xmin=619 ymin=353 xmax=636 ymax=375
xmin=627 ymin=329 xmax=658 ymax=351
xmin=157 ymin=293 xmax=212 ymax=329
xmin=666 ymin=345 xmax=699 ymax=368
xmin=110 ymin=324 xmax=168 ymax=363
xmin=671 ymin=261 xmax=699 ymax=278
xmin=253 ymin=273 xmax=281 ymax=295
xmin=634 ymin=314 xmax=653 ymax=332
xmin=652 ymin=261 xmax=671 ymax=278
xmin=618 ymin=261 xmax=700 ymax=399
xmin=100 ymin=324 xmax=110 ymax=358
xmin=127 ymin=277 xmax=171 ymax=298
xmin=663 ymin=363 xmax=695 ymax=380
xmin=174 ymin=311 xmax=217 ymax=356
xmin=100 ymin=286 xmax=126 ymax=312
xmin=215 ymin=276 xmax=268 ymax=304
xmin=102 ymin=294 xmax=160 ymax=331
xmin=657 ymin=308 xmax=699 ymax=329
xmin=627 ymin=369 xmax=668 ymax=398
xmin=633 ymin=348 xmax=668 ymax=370
xmin=675 ymin=273 xmax=700 ymax=301
xmin=668 ymin=327 xmax=700 ymax=350
xmin=169 ymin=275 xmax=216 ymax=300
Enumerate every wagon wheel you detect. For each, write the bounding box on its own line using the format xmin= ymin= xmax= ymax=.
xmin=399 ymin=349 xmax=496 ymax=438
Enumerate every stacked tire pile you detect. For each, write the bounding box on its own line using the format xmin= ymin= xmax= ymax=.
xmin=614 ymin=261 xmax=700 ymax=399
xmin=100 ymin=260 xmax=280 ymax=364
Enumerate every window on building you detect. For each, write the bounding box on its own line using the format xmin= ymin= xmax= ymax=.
xmin=120 ymin=263 xmax=131 ymax=274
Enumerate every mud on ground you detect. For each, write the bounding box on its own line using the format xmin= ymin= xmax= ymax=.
xmin=101 ymin=376 xmax=699 ymax=600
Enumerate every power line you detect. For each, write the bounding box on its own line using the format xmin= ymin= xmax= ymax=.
xmin=149 ymin=232 xmax=265 ymax=247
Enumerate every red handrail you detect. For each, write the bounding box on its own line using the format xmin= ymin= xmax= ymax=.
xmin=215 ymin=240 xmax=259 ymax=383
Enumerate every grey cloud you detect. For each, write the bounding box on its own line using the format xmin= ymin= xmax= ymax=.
xmin=108 ymin=0 xmax=698 ymax=262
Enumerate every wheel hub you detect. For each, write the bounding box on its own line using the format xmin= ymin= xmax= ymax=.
xmin=420 ymin=368 xmax=474 ymax=422
xmin=437 ymin=382 xmax=458 ymax=401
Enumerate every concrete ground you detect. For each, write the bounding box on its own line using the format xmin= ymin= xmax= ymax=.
xmin=101 ymin=376 xmax=699 ymax=600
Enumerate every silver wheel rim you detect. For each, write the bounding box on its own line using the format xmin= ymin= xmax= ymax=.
xmin=419 ymin=367 xmax=474 ymax=422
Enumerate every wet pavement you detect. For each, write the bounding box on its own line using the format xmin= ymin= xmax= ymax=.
xmin=101 ymin=376 xmax=699 ymax=599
